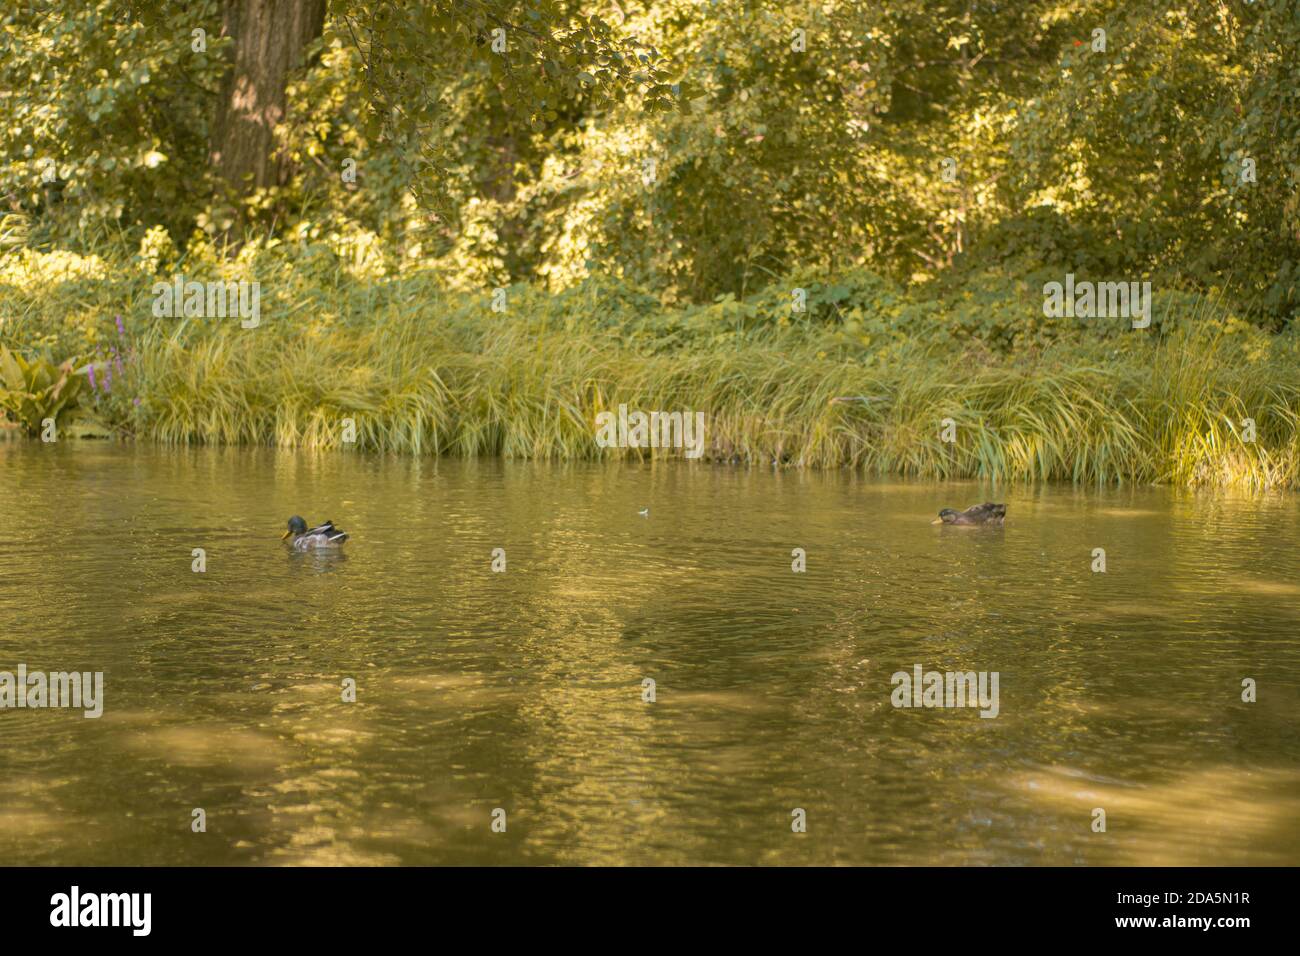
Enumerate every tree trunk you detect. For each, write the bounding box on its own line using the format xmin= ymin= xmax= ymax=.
xmin=210 ymin=0 xmax=327 ymax=197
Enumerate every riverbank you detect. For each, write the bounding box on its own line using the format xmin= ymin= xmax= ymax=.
xmin=2 ymin=246 xmax=1298 ymax=489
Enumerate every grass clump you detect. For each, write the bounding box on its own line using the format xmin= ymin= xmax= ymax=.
xmin=1 ymin=244 xmax=1298 ymax=490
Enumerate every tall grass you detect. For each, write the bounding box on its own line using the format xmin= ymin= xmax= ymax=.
xmin=129 ymin=309 xmax=1300 ymax=490
xmin=3 ymin=247 xmax=1299 ymax=489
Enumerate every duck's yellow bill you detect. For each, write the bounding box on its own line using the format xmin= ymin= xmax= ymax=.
xmin=281 ymin=529 xmax=292 ymax=540
xmin=931 ymin=518 xmax=944 ymax=525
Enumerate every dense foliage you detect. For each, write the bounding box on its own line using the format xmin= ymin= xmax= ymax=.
xmin=2 ymin=1 xmax=1298 ymax=486
xmin=2 ymin=0 xmax=1295 ymax=317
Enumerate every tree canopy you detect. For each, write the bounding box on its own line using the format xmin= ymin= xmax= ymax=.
xmin=2 ymin=0 xmax=1296 ymax=319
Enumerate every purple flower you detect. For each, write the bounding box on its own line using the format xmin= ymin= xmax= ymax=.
xmin=133 ymin=397 xmax=142 ymax=407
xmin=115 ymin=315 xmax=125 ymax=337
xmin=103 ymin=362 xmax=113 ymax=392
xmin=87 ymin=363 xmax=96 ymax=390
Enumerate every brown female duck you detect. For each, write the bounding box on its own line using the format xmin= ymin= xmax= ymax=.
xmin=932 ymin=503 xmax=1006 ymax=526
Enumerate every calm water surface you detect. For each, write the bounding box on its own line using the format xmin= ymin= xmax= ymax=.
xmin=1 ymin=439 xmax=1298 ymax=865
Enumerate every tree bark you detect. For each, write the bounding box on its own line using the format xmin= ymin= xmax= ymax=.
xmin=210 ymin=0 xmax=327 ymax=197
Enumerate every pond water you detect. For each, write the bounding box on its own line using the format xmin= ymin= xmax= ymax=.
xmin=1 ymin=439 xmax=1298 ymax=865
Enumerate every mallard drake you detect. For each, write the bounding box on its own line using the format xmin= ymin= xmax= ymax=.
xmin=933 ymin=503 xmax=1006 ymax=526
xmin=281 ymin=515 xmax=349 ymax=549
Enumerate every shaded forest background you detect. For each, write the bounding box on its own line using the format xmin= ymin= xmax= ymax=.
xmin=3 ymin=0 xmax=1297 ymax=318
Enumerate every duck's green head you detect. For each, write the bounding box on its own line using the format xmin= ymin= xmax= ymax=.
xmin=282 ymin=515 xmax=308 ymax=540
xmin=933 ymin=508 xmax=959 ymax=525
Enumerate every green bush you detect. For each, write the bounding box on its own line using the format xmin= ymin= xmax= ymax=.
xmin=0 ymin=345 xmax=87 ymax=434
